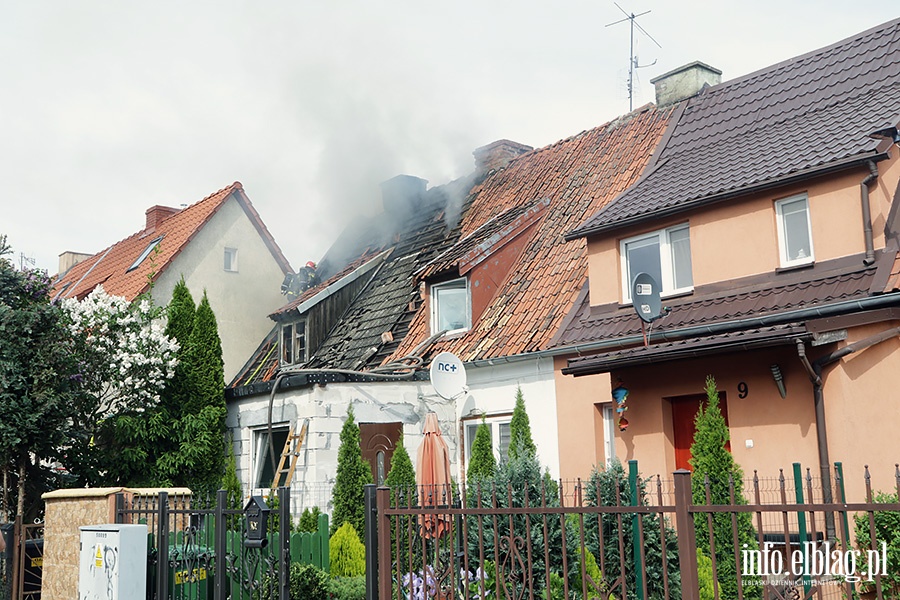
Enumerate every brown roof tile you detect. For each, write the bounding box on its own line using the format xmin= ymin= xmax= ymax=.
xmin=571 ymin=18 xmax=900 ymax=238
xmin=387 ymin=105 xmax=675 ymax=363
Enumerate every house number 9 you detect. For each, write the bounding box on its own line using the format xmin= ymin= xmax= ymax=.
xmin=737 ymin=382 xmax=749 ymax=398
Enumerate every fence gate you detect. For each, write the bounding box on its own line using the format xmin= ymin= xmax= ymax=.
xmin=116 ymin=487 xmax=291 ymax=600
xmin=9 ymin=518 xmax=43 ymax=600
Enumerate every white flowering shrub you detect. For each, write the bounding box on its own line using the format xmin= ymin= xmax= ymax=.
xmin=62 ymin=285 xmax=178 ymax=418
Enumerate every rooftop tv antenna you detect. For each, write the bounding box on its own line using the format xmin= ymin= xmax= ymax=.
xmin=606 ymin=3 xmax=662 ymax=111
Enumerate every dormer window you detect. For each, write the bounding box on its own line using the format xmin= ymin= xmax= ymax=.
xmin=281 ymin=320 xmax=307 ymax=365
xmin=126 ymin=236 xmax=163 ymax=272
xmin=431 ymin=278 xmax=470 ymax=335
xmin=775 ymin=195 xmax=813 ymax=267
xmin=620 ymin=224 xmax=693 ymax=302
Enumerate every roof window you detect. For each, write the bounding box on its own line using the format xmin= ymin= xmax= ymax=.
xmin=126 ymin=236 xmax=164 ymax=272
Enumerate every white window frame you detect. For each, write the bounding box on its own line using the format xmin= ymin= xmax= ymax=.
xmin=430 ymin=278 xmax=471 ymax=335
xmin=250 ymin=424 xmax=290 ymax=492
xmin=620 ymin=223 xmax=693 ymax=303
xmin=601 ymin=404 xmax=616 ymax=467
xmin=224 ymin=247 xmax=238 ymax=272
xmin=775 ymin=194 xmax=814 ymax=267
xmin=463 ymin=415 xmax=512 ymax=463
xmin=280 ymin=320 xmax=307 ymax=366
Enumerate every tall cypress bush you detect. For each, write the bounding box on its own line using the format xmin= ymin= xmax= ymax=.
xmin=690 ymin=376 xmax=760 ymax=600
xmin=466 ymin=419 xmax=496 ymax=485
xmin=331 ymin=406 xmax=373 ymax=535
xmin=508 ymin=386 xmax=536 ymax=461
xmin=384 ymin=434 xmax=415 ymax=490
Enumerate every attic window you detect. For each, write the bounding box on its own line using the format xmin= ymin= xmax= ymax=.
xmin=224 ymin=247 xmax=238 ymax=272
xmin=281 ymin=320 xmax=307 ymax=366
xmin=126 ymin=236 xmax=163 ymax=272
xmin=430 ymin=278 xmax=470 ymax=335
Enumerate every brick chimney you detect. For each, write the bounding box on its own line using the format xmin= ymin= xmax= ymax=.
xmin=651 ymin=61 xmax=722 ymax=106
xmin=473 ymin=139 xmax=532 ymax=176
xmin=381 ymin=175 xmax=428 ymax=215
xmin=145 ymin=205 xmax=181 ymax=231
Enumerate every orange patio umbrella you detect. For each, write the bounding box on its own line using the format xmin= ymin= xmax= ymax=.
xmin=416 ymin=412 xmax=452 ymax=539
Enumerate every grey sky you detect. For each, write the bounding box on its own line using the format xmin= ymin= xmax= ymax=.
xmin=2 ymin=2 xmax=897 ymax=274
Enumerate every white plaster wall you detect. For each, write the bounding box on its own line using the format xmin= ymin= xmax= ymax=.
xmin=152 ymin=196 xmax=288 ymax=382
xmin=458 ymin=356 xmax=560 ymax=479
xmin=227 ymin=379 xmax=458 ymax=514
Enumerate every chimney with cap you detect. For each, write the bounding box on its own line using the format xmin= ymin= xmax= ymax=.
xmin=473 ymin=139 xmax=533 ymax=176
xmin=381 ymin=175 xmax=428 ymax=215
xmin=651 ymin=61 xmax=722 ymax=106
xmin=145 ymin=205 xmax=181 ymax=232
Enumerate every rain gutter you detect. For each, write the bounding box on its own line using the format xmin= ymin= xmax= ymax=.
xmin=796 ymin=325 xmax=900 ymax=540
xmin=561 ymin=290 xmax=900 ymax=376
xmin=860 ymin=161 xmax=878 ymax=265
xmin=567 ymin=151 xmax=888 ymax=240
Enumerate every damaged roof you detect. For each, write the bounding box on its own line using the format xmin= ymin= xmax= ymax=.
xmin=388 ymin=105 xmax=675 ymax=363
xmin=52 ymin=182 xmax=292 ymax=301
xmin=570 ymin=17 xmax=900 ymax=239
xmin=228 ymin=175 xmax=474 ymax=391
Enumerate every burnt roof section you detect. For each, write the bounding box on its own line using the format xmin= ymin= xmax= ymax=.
xmin=228 ymin=175 xmax=474 ymax=390
xmin=570 ymin=17 xmax=900 ymax=238
xmin=418 ymin=196 xmax=550 ymax=280
xmin=387 ymin=105 xmax=676 ymax=363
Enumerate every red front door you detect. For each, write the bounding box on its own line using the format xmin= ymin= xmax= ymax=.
xmin=671 ymin=392 xmax=729 ymax=471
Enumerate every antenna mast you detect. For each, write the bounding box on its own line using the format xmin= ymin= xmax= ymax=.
xmin=606 ymin=3 xmax=662 ymax=111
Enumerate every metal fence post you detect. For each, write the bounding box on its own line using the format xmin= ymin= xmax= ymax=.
xmin=279 ymin=486 xmax=290 ymax=600
xmin=628 ymin=460 xmax=645 ymax=600
xmin=215 ymin=489 xmax=227 ymax=600
xmin=364 ymin=484 xmax=377 ymax=600
xmin=792 ymin=462 xmax=811 ymax=595
xmin=115 ymin=493 xmax=125 ymax=524
xmin=377 ymin=488 xmax=392 ymax=600
xmin=157 ymin=491 xmax=169 ymax=599
xmin=673 ymin=469 xmax=699 ymax=600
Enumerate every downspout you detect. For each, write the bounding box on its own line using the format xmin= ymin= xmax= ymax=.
xmin=861 ymin=161 xmax=878 ymax=266
xmin=796 ymin=325 xmax=900 ymax=539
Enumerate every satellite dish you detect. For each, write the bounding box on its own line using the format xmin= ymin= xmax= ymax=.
xmin=429 ymin=352 xmax=467 ymax=400
xmin=632 ymin=272 xmax=662 ymax=323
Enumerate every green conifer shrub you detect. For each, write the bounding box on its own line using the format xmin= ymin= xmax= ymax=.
xmin=299 ymin=507 xmax=322 ymax=533
xmin=583 ymin=460 xmax=681 ymax=600
xmin=690 ymin=376 xmax=760 ymax=600
xmin=466 ymin=419 xmax=496 ymax=485
xmin=508 ymin=386 xmax=536 ymax=461
xmin=329 ymin=522 xmax=366 ymax=577
xmin=384 ymin=434 xmax=416 ymax=490
xmin=331 ymin=406 xmax=373 ymax=535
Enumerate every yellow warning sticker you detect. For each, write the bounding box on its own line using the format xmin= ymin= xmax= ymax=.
xmin=95 ymin=545 xmax=103 ymax=568
xmin=174 ymin=567 xmax=207 ymax=585
xmin=30 ymin=557 xmax=42 ymax=567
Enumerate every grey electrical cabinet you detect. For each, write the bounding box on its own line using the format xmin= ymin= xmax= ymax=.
xmin=79 ymin=524 xmax=148 ymax=600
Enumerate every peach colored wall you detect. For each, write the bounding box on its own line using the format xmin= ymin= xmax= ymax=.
xmin=553 ymin=356 xmax=612 ymax=479
xmin=586 ymin=154 xmax=900 ymax=307
xmin=604 ymin=348 xmax=820 ymax=483
xmin=816 ymin=321 xmax=900 ymax=502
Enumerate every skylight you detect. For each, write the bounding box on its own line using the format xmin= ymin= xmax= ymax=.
xmin=126 ymin=236 xmax=164 ymax=272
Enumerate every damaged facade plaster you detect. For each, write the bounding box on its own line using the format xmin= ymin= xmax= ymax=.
xmin=227 ymin=380 xmax=458 ymax=512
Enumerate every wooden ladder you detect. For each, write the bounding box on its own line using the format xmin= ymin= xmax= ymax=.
xmin=272 ymin=419 xmax=309 ymax=488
